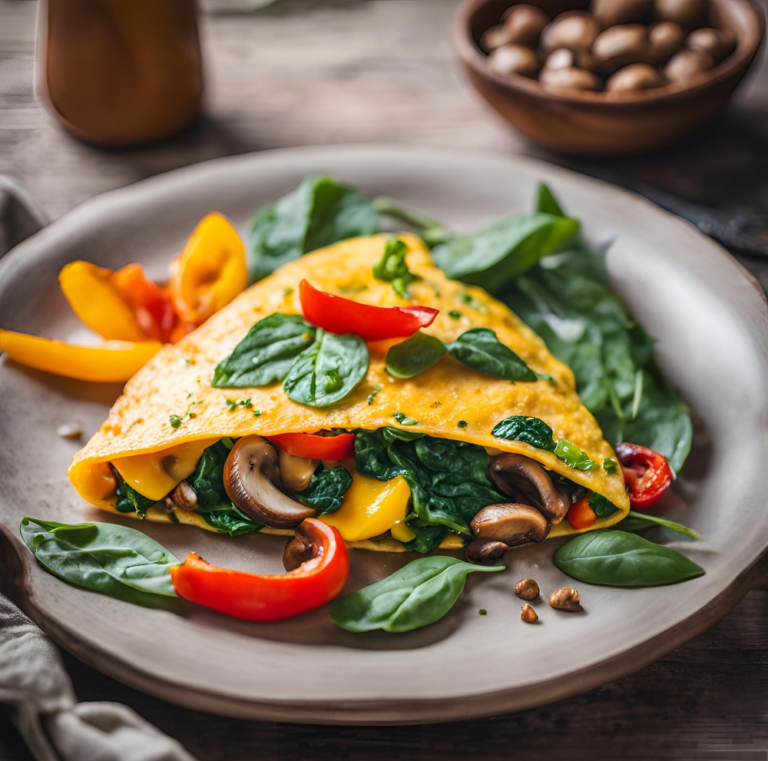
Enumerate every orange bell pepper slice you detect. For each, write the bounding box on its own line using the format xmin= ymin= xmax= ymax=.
xmin=59 ymin=261 xmax=148 ymax=342
xmin=0 ymin=329 xmax=162 ymax=382
xmin=112 ymin=264 xmax=177 ymax=343
xmin=170 ymin=519 xmax=350 ymax=622
xmin=567 ymin=495 xmax=597 ymax=530
xmin=169 ymin=213 xmax=248 ymax=328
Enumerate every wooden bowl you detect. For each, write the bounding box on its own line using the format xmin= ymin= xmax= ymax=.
xmin=453 ymin=0 xmax=765 ymax=156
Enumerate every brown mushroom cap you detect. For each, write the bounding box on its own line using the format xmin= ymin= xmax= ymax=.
xmin=470 ymin=503 xmax=551 ymax=546
xmin=663 ymin=48 xmax=715 ymax=82
xmin=590 ymin=0 xmax=653 ymax=27
xmin=648 ymin=21 xmax=686 ymax=62
xmin=277 ymin=446 xmax=319 ymax=493
xmin=539 ymin=66 xmax=603 ymax=92
xmin=685 ymin=27 xmax=736 ymax=62
xmin=592 ymin=24 xmax=653 ymax=74
xmin=465 ymin=538 xmax=509 ymax=565
xmin=606 ymin=63 xmax=666 ymax=92
xmin=480 ymin=24 xmax=513 ymax=52
xmin=653 ymin=0 xmax=709 ymax=28
xmin=540 ymin=11 xmax=600 ymax=53
xmin=283 ymin=519 xmax=324 ymax=571
xmin=500 ymin=4 xmax=549 ymax=46
xmin=489 ymin=454 xmax=572 ymax=524
xmin=543 ymin=46 xmax=596 ymax=72
xmin=223 ymin=435 xmax=317 ymax=529
xmin=488 ymin=44 xmax=541 ymax=78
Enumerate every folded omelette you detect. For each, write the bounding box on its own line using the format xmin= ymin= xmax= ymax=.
xmin=69 ymin=233 xmax=629 ymax=554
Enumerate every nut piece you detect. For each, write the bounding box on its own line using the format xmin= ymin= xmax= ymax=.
xmin=488 ymin=44 xmax=541 ymax=78
xmin=543 ymin=47 xmax=596 ymax=72
xmin=606 ymin=63 xmax=666 ymax=92
xmin=515 ymin=578 xmax=540 ymax=600
xmin=540 ymin=11 xmax=600 ymax=53
xmin=521 ymin=604 xmax=538 ymax=623
xmin=663 ymin=48 xmax=715 ymax=82
xmin=500 ymin=4 xmax=549 ymax=46
xmin=549 ymin=586 xmax=583 ymax=611
xmin=591 ymin=0 xmax=653 ymax=27
xmin=685 ymin=27 xmax=736 ymax=63
xmin=466 ymin=538 xmax=509 ymax=565
xmin=592 ymin=25 xmax=653 ymax=74
xmin=471 ymin=503 xmax=551 ymax=546
xmin=653 ymin=0 xmax=709 ymax=28
xmin=648 ymin=21 xmax=685 ymax=62
xmin=168 ymin=480 xmax=198 ymax=511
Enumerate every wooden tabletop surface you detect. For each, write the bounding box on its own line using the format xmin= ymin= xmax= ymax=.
xmin=2 ymin=0 xmax=768 ymax=758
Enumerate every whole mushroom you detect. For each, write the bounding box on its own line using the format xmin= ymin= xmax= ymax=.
xmin=488 ymin=44 xmax=541 ymax=78
xmin=685 ymin=27 xmax=736 ymax=62
xmin=606 ymin=63 xmax=666 ymax=92
xmin=663 ymin=48 xmax=715 ymax=82
xmin=540 ymin=11 xmax=600 ymax=53
xmin=592 ymin=24 xmax=653 ymax=74
xmin=480 ymin=24 xmax=513 ymax=52
xmin=540 ymin=67 xmax=603 ymax=92
xmin=590 ymin=0 xmax=653 ymax=27
xmin=647 ymin=20 xmax=686 ymax=62
xmin=500 ymin=4 xmax=550 ymax=46
xmin=653 ymin=0 xmax=709 ymax=28
xmin=543 ymin=46 xmax=596 ymax=73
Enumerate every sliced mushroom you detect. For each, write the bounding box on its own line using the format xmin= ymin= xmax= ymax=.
xmin=277 ymin=446 xmax=319 ymax=492
xmin=167 ymin=480 xmax=198 ymax=510
xmin=470 ymin=503 xmax=550 ymax=546
xmin=223 ymin=435 xmax=317 ymax=529
xmin=489 ymin=454 xmax=572 ymax=524
xmin=283 ymin=520 xmax=323 ymax=571
xmin=465 ymin=538 xmax=509 ymax=565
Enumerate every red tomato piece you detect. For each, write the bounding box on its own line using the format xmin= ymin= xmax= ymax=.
xmin=299 ymin=280 xmax=438 ymax=341
xmin=614 ymin=442 xmax=674 ymax=509
xmin=567 ymin=495 xmax=596 ymax=530
xmin=112 ymin=264 xmax=177 ymax=343
xmin=269 ymin=432 xmax=356 ymax=461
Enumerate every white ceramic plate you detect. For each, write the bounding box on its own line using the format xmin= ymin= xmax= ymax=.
xmin=2 ymin=146 xmax=767 ymax=724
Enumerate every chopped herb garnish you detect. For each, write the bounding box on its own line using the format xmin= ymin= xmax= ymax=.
xmin=186 ymin=392 xmax=192 ymax=399
xmin=554 ymin=439 xmax=598 ymax=472
xmin=225 ymin=398 xmax=253 ymax=411
xmin=393 ymin=412 xmax=419 ymax=426
xmin=222 ymin=437 xmax=235 ymax=450
xmin=478 ymin=609 xmax=488 ymax=616
xmin=603 ymin=457 xmax=619 ymax=473
xmin=373 ymin=237 xmax=419 ymax=298
xmin=448 ymin=310 xmax=462 ymax=319
xmin=283 ymin=287 xmax=294 ymax=296
xmin=368 ymin=384 xmax=383 ymax=405
xmin=457 ymin=420 xmax=468 ymax=428
xmin=460 ymin=293 xmax=490 ymax=314
xmin=339 ymin=284 xmax=368 ymax=294
xmin=169 ymin=414 xmax=183 ymax=429
xmin=253 ymin=410 xmax=261 ymax=417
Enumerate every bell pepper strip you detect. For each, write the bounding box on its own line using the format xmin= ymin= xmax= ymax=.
xmin=0 ymin=329 xmax=162 ymax=382
xmin=567 ymin=494 xmax=597 ymax=530
xmin=169 ymin=213 xmax=249 ymax=328
xmin=299 ymin=280 xmax=438 ymax=341
xmin=112 ymin=264 xmax=177 ymax=343
xmin=614 ymin=442 xmax=674 ymax=509
xmin=169 ymin=519 xmax=349 ymax=622
xmin=58 ymin=261 xmax=148 ymax=342
xmin=269 ymin=432 xmax=356 ymax=461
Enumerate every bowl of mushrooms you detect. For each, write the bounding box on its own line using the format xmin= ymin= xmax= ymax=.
xmin=453 ymin=0 xmax=764 ymax=155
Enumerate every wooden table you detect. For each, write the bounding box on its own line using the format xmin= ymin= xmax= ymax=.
xmin=1 ymin=0 xmax=768 ymax=758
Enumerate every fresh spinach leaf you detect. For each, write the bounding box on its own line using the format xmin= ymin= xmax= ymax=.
xmin=386 ymin=331 xmax=446 ymax=379
xmin=554 ymin=530 xmax=704 ymax=586
xmin=617 ymin=510 xmax=699 ymax=540
xmin=197 ymin=505 xmax=262 ymax=536
xmin=283 ymin=329 xmax=369 ymax=407
xmin=447 ymin=327 xmax=537 ymax=383
xmin=491 ymin=415 xmax=556 ymax=451
xmin=371 ymin=197 xmax=451 ymax=247
xmin=432 ymin=212 xmax=580 ymax=293
xmin=536 ymin=182 xmax=566 ymax=217
xmin=554 ymin=439 xmax=598 ymax=472
xmin=248 ymin=175 xmax=379 ymax=281
xmin=329 ymin=556 xmax=505 ymax=633
xmin=297 ymin=467 xmax=352 ymax=514
xmin=373 ymin=237 xmax=419 ymax=298
xmin=114 ymin=473 xmax=155 ymax=519
xmin=588 ymin=492 xmax=618 ymax=518
xmin=212 ymin=314 xmax=317 ymax=388
xmin=20 ymin=517 xmax=179 ymax=601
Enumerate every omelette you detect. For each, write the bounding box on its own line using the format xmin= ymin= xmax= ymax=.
xmin=69 ymin=233 xmax=629 ymax=558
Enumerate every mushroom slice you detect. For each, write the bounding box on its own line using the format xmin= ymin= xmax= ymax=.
xmin=470 ymin=503 xmax=550 ymax=547
xmin=283 ymin=519 xmax=325 ymax=571
xmin=465 ymin=538 xmax=509 ymax=565
xmin=489 ymin=453 xmax=572 ymax=524
xmin=223 ymin=435 xmax=317 ymax=529
xmin=277 ymin=446 xmax=319 ymax=493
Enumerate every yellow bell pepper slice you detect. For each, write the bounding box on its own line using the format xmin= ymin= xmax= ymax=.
xmin=0 ymin=329 xmax=162 ymax=382
xmin=170 ymin=213 xmax=248 ymax=327
xmin=59 ymin=261 xmax=148 ymax=342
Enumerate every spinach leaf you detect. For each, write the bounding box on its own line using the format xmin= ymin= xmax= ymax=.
xmin=491 ymin=415 xmax=556 ymax=451
xmin=617 ymin=510 xmax=699 ymax=540
xmin=373 ymin=237 xmax=419 ymax=298
xmin=371 ymin=197 xmax=451 ymax=247
xmin=114 ymin=474 xmax=155 ymax=519
xmin=283 ymin=329 xmax=369 ymax=407
xmin=355 ymin=430 xmax=507 ymax=543
xmin=447 ymin=327 xmax=537 ymax=383
xmin=297 ymin=467 xmax=352 ymax=514
xmin=432 ymin=212 xmax=580 ymax=293
xmin=329 ymin=556 xmax=505 ymax=633
xmin=386 ymin=331 xmax=446 ymax=379
xmin=536 ymin=182 xmax=566 ymax=217
xmin=554 ymin=439 xmax=598 ymax=472
xmin=248 ymin=175 xmax=379 ymax=282
xmin=588 ymin=492 xmax=618 ymax=519
xmin=20 ymin=517 xmax=179 ymax=601
xmin=186 ymin=442 xmax=262 ymax=536
xmin=554 ymin=530 xmax=705 ymax=586
xmin=212 ymin=313 xmax=317 ymax=388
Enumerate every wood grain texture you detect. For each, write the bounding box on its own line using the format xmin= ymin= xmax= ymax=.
xmin=1 ymin=0 xmax=768 ymax=758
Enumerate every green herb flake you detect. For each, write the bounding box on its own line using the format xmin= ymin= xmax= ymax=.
xmin=253 ymin=410 xmax=262 ymax=417
xmin=603 ymin=457 xmax=619 ymax=473
xmin=457 ymin=420 xmax=468 ymax=428
xmin=460 ymin=293 xmax=489 ymax=314
xmin=373 ymin=237 xmax=419 ymax=298
xmin=368 ymin=384 xmax=383 ymax=405
xmin=225 ymin=398 xmax=253 ymax=411
xmin=339 ymin=284 xmax=368 ymax=294
xmin=283 ymin=287 xmax=293 ymax=296
xmin=478 ymin=609 xmax=488 ymax=616
xmin=448 ymin=310 xmax=462 ymax=320
xmin=221 ymin=437 xmax=235 ymax=450
xmin=393 ymin=412 xmax=419 ymax=426
xmin=169 ymin=414 xmax=183 ymax=429
xmin=554 ymin=439 xmax=598 ymax=472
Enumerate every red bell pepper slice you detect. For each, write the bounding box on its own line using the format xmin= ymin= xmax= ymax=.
xmin=169 ymin=519 xmax=349 ymax=622
xmin=614 ymin=442 xmax=674 ymax=509
xmin=269 ymin=432 xmax=356 ymax=461
xmin=299 ymin=279 xmax=438 ymax=341
xmin=112 ymin=264 xmax=178 ymax=343
xmin=567 ymin=495 xmax=597 ymax=530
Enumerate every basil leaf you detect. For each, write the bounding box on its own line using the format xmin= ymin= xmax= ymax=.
xmin=283 ymin=329 xmax=369 ymax=407
xmin=617 ymin=510 xmax=699 ymax=540
xmin=20 ymin=517 xmax=179 ymax=601
xmin=587 ymin=492 xmax=618 ymax=518
xmin=114 ymin=474 xmax=155 ymax=519
xmin=491 ymin=415 xmax=556 ymax=451
xmin=248 ymin=175 xmax=379 ymax=282
xmin=447 ymin=327 xmax=537 ymax=383
xmin=385 ymin=331 xmax=446 ymax=379
xmin=212 ymin=314 xmax=316 ymax=388
xmin=554 ymin=530 xmax=705 ymax=586
xmin=329 ymin=556 xmax=505 ymax=633
xmin=432 ymin=212 xmax=579 ymax=293
xmin=554 ymin=439 xmax=598 ymax=471
xmin=297 ymin=467 xmax=352 ymax=514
